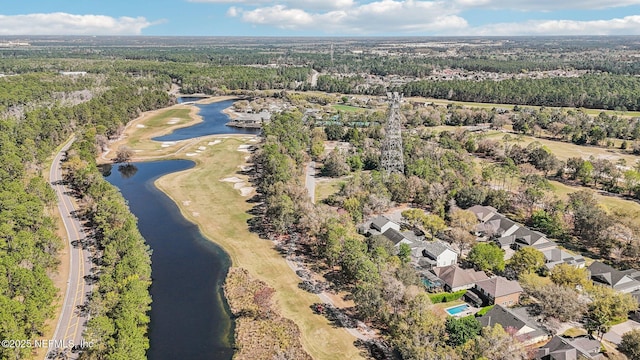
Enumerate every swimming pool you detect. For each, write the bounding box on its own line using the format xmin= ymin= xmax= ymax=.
xmin=445 ymin=304 xmax=469 ymax=316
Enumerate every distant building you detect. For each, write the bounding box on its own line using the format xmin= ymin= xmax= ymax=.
xmin=59 ymin=71 xmax=87 ymax=76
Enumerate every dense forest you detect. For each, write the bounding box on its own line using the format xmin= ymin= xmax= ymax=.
xmin=0 ymin=67 xmax=171 ymax=359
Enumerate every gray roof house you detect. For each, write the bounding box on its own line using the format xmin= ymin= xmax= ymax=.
xmin=588 ymin=261 xmax=640 ymax=293
xmin=411 ymin=240 xmax=457 ymax=268
xmin=468 ymin=205 xmax=499 ymax=223
xmin=478 ymin=305 xmax=550 ymax=346
xmin=431 ymin=265 xmax=488 ymax=292
xmin=471 ymin=276 xmax=524 ymax=307
xmin=536 ymin=336 xmax=604 ymax=360
xmin=370 ymin=215 xmax=400 ymax=234
xmin=543 ymin=248 xmax=586 ymax=270
xmin=381 ymin=228 xmax=414 ymax=247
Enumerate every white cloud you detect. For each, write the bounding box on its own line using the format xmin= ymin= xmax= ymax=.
xmin=190 ymin=0 xmax=355 ymax=10
xmin=0 ymin=13 xmax=154 ymax=35
xmin=454 ymin=0 xmax=640 ymax=10
xmin=470 ymin=15 xmax=640 ymax=35
xmin=233 ymin=0 xmax=468 ymax=34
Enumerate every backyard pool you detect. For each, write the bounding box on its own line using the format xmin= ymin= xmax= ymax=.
xmin=445 ymin=304 xmax=469 ymax=316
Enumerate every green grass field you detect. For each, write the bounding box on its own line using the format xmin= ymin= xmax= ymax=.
xmin=332 ymin=104 xmax=367 ymax=112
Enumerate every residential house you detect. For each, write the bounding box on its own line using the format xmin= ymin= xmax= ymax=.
xmin=468 ymin=205 xmax=499 ymax=223
xmin=382 ymin=228 xmax=414 ymax=248
xmin=468 ymin=205 xmax=557 ymax=257
xmin=542 ymin=248 xmax=586 ymax=270
xmin=370 ymin=215 xmax=400 ymax=234
xmin=588 ymin=261 xmax=640 ymax=293
xmin=477 ymin=305 xmax=550 ymax=346
xmin=536 ymin=336 xmax=604 ymax=360
xmin=431 ymin=265 xmax=488 ymax=292
xmin=471 ymin=276 xmax=523 ymax=307
xmin=424 ymin=240 xmax=458 ymax=267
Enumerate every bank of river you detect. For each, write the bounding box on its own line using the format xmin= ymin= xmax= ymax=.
xmin=102 ymin=98 xmax=247 ymax=360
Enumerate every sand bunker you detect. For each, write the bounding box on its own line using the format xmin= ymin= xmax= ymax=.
xmin=182 ymin=200 xmax=191 ymax=206
xmin=198 ymin=146 xmax=207 ymax=151
xmin=240 ymin=187 xmax=254 ymax=197
xmin=167 ymin=118 xmax=180 ymax=125
xmin=136 ymin=124 xmax=146 ymax=128
xmin=233 ymin=182 xmax=245 ymax=189
xmin=239 ymin=165 xmax=254 ymax=171
xmin=221 ymin=177 xmax=243 ymax=183
xmin=208 ymin=140 xmax=221 ymax=146
xmin=248 ymin=138 xmax=258 ymax=143
xmin=161 ymin=141 xmax=177 ymax=148
xmin=237 ymin=145 xmax=252 ymax=153
xmin=186 ymin=153 xmax=198 ymax=157
xmin=192 ymin=212 xmax=200 ymax=217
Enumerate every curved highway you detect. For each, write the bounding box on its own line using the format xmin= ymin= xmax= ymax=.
xmin=46 ymin=138 xmax=93 ymax=359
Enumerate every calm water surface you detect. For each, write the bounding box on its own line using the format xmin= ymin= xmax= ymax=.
xmin=103 ymin=98 xmax=256 ymax=359
xmin=154 ymin=99 xmax=259 ymax=141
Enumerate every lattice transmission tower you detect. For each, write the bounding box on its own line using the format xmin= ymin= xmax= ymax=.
xmin=380 ymin=92 xmax=405 ymax=175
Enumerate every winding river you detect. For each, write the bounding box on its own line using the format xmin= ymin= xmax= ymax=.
xmin=103 ymin=98 xmax=250 ymax=360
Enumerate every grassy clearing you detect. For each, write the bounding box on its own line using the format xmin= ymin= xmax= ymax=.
xmin=482 ymin=131 xmax=640 ymax=164
xmin=152 ymin=137 xmax=363 ymax=360
xmin=315 ymin=177 xmax=344 ymax=202
xmin=408 ymin=96 xmax=640 ymax=118
xmin=332 ymin=104 xmax=367 ymax=112
xmin=562 ymin=327 xmax=588 ymax=338
xmin=548 ymin=180 xmax=640 ymax=215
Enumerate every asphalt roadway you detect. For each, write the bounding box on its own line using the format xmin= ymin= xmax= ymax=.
xmin=46 ymin=138 xmax=93 ymax=359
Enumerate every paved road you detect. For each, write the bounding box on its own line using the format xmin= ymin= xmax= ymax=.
xmin=47 ymin=138 xmax=93 ymax=359
xmin=305 ymin=161 xmax=316 ymax=204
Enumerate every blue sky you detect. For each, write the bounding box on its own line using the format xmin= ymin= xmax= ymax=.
xmin=2 ymin=0 xmax=640 ymax=36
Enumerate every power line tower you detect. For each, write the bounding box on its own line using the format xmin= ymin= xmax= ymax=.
xmin=381 ymin=92 xmax=405 ymax=175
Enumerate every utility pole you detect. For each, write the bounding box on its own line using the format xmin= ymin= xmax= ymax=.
xmin=380 ymin=92 xmax=405 ymax=175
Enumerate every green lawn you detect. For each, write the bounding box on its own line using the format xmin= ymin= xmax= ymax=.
xmin=549 ymin=180 xmax=640 ymax=215
xmin=315 ymin=177 xmax=344 ymax=202
xmin=332 ymin=104 xmax=367 ymax=112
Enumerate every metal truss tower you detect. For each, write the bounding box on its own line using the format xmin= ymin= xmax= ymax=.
xmin=381 ymin=92 xmax=405 ymax=175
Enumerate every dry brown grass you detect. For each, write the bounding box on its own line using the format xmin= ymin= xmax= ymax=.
xmin=225 ymin=268 xmax=312 ymax=360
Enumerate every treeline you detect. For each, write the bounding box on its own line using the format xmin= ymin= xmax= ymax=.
xmin=0 ymin=67 xmax=172 ymax=359
xmin=63 ymin=134 xmax=152 ymax=359
xmin=401 ymin=74 xmax=640 ymax=111
xmin=0 ymin=70 xmax=103 ymax=359
xmin=56 ymin=80 xmax=172 ymax=359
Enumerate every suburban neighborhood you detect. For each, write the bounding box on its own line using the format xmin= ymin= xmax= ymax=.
xmin=359 ymin=204 xmax=640 ymax=359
